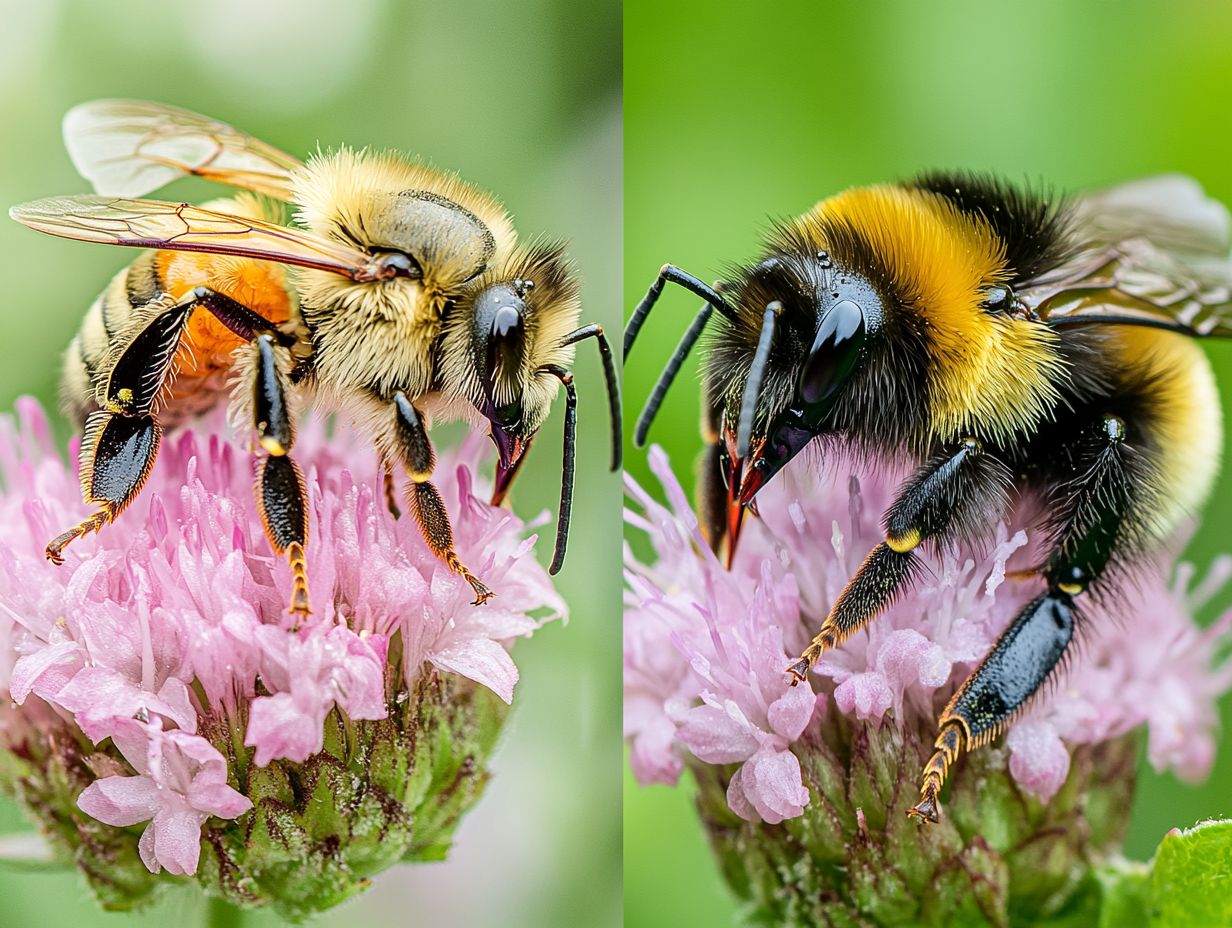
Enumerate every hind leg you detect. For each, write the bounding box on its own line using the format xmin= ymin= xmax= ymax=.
xmin=49 ymin=286 xmax=289 ymax=564
xmin=47 ymin=412 xmax=162 ymax=563
xmin=45 ymin=295 xmax=201 ymax=563
xmin=909 ymin=413 xmax=1134 ymax=822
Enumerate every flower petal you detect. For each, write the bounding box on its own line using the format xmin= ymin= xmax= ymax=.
xmin=677 ymin=704 xmax=760 ymax=764
xmin=732 ymin=746 xmax=810 ymax=825
xmin=148 ymin=807 xmax=203 ymax=875
xmin=77 ymin=775 xmax=159 ymax=827
xmin=245 ymin=692 xmax=326 ymax=766
xmin=1007 ymin=719 xmax=1071 ymax=802
xmin=430 ymin=637 xmax=519 ymax=704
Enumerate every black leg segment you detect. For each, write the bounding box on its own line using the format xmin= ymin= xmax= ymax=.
xmin=104 ymin=301 xmax=196 ymax=414
xmin=787 ymin=437 xmax=1009 ymax=682
xmin=560 ymin=323 xmax=622 ymax=471
xmin=255 ymin=440 xmax=311 ymax=618
xmin=257 ymin=454 xmax=309 ymax=553
xmin=910 ymin=413 xmax=1135 ymax=823
xmin=46 ymin=411 xmax=162 ymax=564
xmin=393 ymin=391 xmax=435 ymax=481
xmin=407 ymin=480 xmax=493 ymax=605
xmin=254 ymin=333 xmax=293 ymax=456
xmin=389 ymin=392 xmax=491 ymax=604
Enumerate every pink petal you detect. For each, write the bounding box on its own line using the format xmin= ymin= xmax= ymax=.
xmin=767 ymin=680 xmax=816 ymax=741
xmin=147 ymin=808 xmax=203 ymax=875
xmin=731 ymin=746 xmax=809 ymax=824
xmin=677 ymin=703 xmax=759 ymax=764
xmin=77 ymin=775 xmax=159 ymax=826
xmin=109 ymin=719 xmax=154 ymax=775
xmin=9 ymin=639 xmax=80 ymax=704
xmin=628 ymin=715 xmax=683 ymax=786
xmin=187 ymin=780 xmax=252 ymax=820
xmin=725 ymin=764 xmax=758 ymax=822
xmin=245 ymin=692 xmax=324 ymax=766
xmin=1007 ymin=719 xmax=1071 ymax=801
xmin=430 ymin=637 xmax=519 ymax=704
xmin=833 ymin=671 xmax=893 ymax=720
xmin=56 ymin=668 xmax=197 ymax=743
xmin=137 ymin=822 xmax=158 ymax=873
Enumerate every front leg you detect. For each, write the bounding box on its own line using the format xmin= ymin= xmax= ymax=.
xmin=786 ymin=437 xmax=1011 ymax=682
xmin=391 ymin=392 xmax=492 ymax=605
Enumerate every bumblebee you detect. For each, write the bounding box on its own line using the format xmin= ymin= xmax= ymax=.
xmin=12 ymin=100 xmax=620 ymax=614
xmin=625 ymin=171 xmax=1230 ymax=822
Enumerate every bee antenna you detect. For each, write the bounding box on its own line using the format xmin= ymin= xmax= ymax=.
xmin=539 ymin=363 xmax=576 ymax=575
xmin=625 ymin=265 xmax=738 ymax=359
xmin=737 ymin=302 xmax=781 ymax=459
xmin=559 ymin=323 xmax=621 ymax=471
xmin=635 ymin=299 xmax=712 ymax=447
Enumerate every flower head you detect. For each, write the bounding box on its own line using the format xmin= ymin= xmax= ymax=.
xmin=625 ymin=445 xmax=1232 ymax=924
xmin=0 ymin=398 xmax=563 ymax=917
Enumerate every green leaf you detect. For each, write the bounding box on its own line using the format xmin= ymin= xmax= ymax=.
xmin=1092 ymin=858 xmax=1151 ymax=928
xmin=1148 ymin=820 xmax=1232 ymax=926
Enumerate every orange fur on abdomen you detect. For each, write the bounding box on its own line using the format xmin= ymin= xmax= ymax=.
xmin=158 ymin=251 xmax=293 ymax=409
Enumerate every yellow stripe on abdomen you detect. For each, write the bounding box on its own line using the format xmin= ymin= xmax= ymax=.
xmin=1113 ymin=327 xmax=1222 ymax=537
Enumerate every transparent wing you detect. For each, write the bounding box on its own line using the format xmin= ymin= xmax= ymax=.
xmin=9 ymin=195 xmax=398 ymax=281
xmin=63 ymin=99 xmax=301 ymax=200
xmin=1073 ymin=174 xmax=1230 ymax=257
xmin=1022 ymin=175 xmax=1232 ymax=336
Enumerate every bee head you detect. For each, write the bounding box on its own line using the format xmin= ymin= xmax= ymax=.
xmin=443 ymin=242 xmax=581 ymax=503
xmin=712 ymin=250 xmax=883 ymax=549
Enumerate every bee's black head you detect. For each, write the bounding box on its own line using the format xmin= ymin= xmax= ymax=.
xmin=709 ymin=250 xmax=885 ymax=544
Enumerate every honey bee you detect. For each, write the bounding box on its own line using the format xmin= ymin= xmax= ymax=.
xmin=626 ymin=171 xmax=1231 ymax=821
xmin=12 ymin=99 xmax=620 ymax=614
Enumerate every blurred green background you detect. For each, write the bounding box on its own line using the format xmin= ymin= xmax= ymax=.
xmin=624 ymin=2 xmax=1232 ymax=925
xmin=0 ymin=1 xmax=620 ymax=927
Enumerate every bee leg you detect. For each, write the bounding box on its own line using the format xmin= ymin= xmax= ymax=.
xmin=380 ymin=456 xmax=402 ymax=520
xmin=787 ymin=437 xmax=1010 ymax=682
xmin=46 ymin=294 xmax=204 ymax=562
xmin=909 ymin=414 xmax=1132 ymax=823
xmin=49 ymin=286 xmax=289 ymax=563
xmin=46 ymin=412 xmax=162 ymax=563
xmin=250 ymin=333 xmax=311 ymax=619
xmin=624 ymin=265 xmax=735 ymax=358
xmin=908 ymin=592 xmax=1076 ymax=823
xmin=392 ymin=391 xmax=492 ymax=605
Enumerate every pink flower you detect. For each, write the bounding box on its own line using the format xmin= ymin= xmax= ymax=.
xmin=0 ymin=398 xmax=563 ymax=877
xmin=78 ymin=719 xmax=252 ymax=875
xmin=625 ymin=445 xmax=1232 ymax=822
xmin=245 ymin=623 xmax=389 ymax=766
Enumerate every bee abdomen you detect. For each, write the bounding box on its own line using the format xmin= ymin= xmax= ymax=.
xmin=59 ymin=256 xmax=162 ymax=427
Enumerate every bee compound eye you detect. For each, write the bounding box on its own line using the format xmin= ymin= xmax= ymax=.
xmin=799 ymin=299 xmax=865 ymax=406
